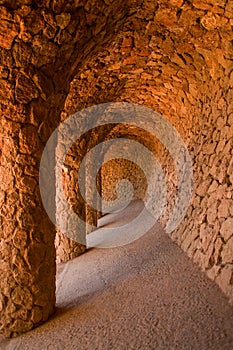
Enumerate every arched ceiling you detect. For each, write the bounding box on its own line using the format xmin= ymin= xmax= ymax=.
xmin=62 ymin=0 xmax=232 ymax=139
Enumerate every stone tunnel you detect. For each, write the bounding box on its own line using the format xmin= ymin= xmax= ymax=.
xmin=0 ymin=0 xmax=233 ymax=343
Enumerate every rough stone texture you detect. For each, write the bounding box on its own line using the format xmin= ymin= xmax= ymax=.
xmin=101 ymin=159 xmax=147 ymax=203
xmin=0 ymin=212 xmax=233 ymax=349
xmin=55 ymin=119 xmax=168 ymax=262
xmin=0 ymin=0 xmax=130 ymax=337
xmin=55 ymin=231 xmax=86 ymax=264
xmin=0 ymin=0 xmax=233 ymax=338
xmin=58 ymin=0 xmax=233 ymax=303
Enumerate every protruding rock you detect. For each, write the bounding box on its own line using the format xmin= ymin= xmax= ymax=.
xmin=55 ymin=13 xmax=71 ymax=29
xmin=220 ymin=218 xmax=233 ymax=241
xmin=15 ymin=73 xmax=39 ymax=104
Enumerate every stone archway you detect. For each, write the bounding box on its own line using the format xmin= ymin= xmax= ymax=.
xmin=0 ymin=0 xmax=130 ymax=337
xmin=0 ymin=0 xmax=233 ymax=339
xmin=54 ymin=0 xmax=233 ymax=304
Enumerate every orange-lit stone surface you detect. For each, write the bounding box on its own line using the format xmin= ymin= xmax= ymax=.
xmin=0 ymin=0 xmax=232 ymax=338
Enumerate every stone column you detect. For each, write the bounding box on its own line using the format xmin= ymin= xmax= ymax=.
xmin=85 ymin=156 xmax=99 ymax=234
xmin=0 ymin=100 xmax=57 ymax=337
xmin=55 ymin=138 xmax=87 ymax=263
xmin=0 ymin=3 xmax=79 ymax=336
xmin=85 ymin=130 xmax=106 ymax=233
xmin=96 ymin=170 xmax=103 ymax=220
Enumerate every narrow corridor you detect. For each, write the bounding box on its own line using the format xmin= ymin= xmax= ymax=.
xmin=1 ymin=202 xmax=233 ymax=350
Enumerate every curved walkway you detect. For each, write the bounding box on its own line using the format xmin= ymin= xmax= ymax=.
xmin=1 ymin=202 xmax=233 ymax=349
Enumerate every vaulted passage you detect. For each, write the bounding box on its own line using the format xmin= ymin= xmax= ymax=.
xmin=0 ymin=0 xmax=233 ymax=343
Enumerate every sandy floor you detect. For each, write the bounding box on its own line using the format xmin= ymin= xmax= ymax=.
xmin=1 ymin=201 xmax=233 ymax=350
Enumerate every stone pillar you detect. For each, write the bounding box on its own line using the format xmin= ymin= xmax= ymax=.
xmin=55 ymin=129 xmax=104 ymax=261
xmin=0 ymin=101 xmax=57 ymax=337
xmin=85 ymin=156 xmax=99 ymax=234
xmin=55 ymin=140 xmax=87 ymax=263
xmin=0 ymin=2 xmax=89 ymax=335
xmin=85 ymin=132 xmax=106 ymax=232
xmin=96 ymin=170 xmax=103 ymax=220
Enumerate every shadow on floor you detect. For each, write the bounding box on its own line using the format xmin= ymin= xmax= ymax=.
xmin=1 ymin=201 xmax=233 ymax=350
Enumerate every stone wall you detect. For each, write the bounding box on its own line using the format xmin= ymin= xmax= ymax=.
xmin=173 ymin=83 xmax=233 ymax=304
xmin=101 ymin=158 xmax=147 ymax=205
xmin=60 ymin=0 xmax=233 ymax=303
xmin=0 ymin=0 xmax=232 ymax=339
